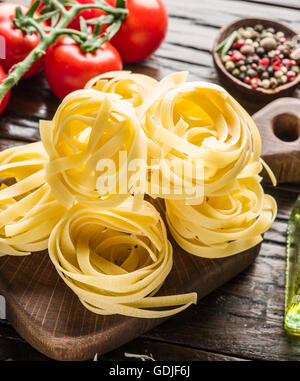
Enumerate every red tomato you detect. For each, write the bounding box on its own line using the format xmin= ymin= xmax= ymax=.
xmin=0 ymin=2 xmax=45 ymax=78
xmin=31 ymin=0 xmax=106 ymax=30
xmin=44 ymin=36 xmax=123 ymax=99
xmin=0 ymin=65 xmax=10 ymax=115
xmin=106 ymin=0 xmax=168 ymax=63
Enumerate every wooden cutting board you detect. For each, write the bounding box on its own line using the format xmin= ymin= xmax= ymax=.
xmin=0 ymin=97 xmax=298 ymax=361
xmin=0 ymin=202 xmax=260 ymax=361
xmin=253 ymin=97 xmax=300 ymax=184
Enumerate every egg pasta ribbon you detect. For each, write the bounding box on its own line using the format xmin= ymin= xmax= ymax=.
xmin=85 ymin=71 xmax=158 ymax=109
xmin=48 ymin=199 xmax=197 ymax=318
xmin=0 ymin=142 xmax=66 ymax=256
xmin=138 ymin=78 xmax=266 ymax=202
xmin=166 ymin=170 xmax=277 ymax=258
xmin=40 ymin=89 xmax=147 ymax=211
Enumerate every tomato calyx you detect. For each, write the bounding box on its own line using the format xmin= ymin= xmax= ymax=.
xmin=12 ymin=2 xmax=44 ymax=35
xmin=72 ymin=0 xmax=127 ymax=54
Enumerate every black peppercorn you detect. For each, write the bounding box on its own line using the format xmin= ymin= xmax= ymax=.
xmin=256 ymin=47 xmax=265 ymax=56
xmin=252 ymin=54 xmax=260 ymax=64
xmin=257 ymin=65 xmax=265 ymax=74
xmin=267 ymin=66 xmax=274 ymax=75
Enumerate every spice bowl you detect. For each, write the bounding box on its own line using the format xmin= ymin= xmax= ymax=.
xmin=213 ymin=18 xmax=300 ymax=102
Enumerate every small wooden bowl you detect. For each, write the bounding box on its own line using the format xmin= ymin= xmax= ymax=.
xmin=213 ymin=18 xmax=300 ymax=102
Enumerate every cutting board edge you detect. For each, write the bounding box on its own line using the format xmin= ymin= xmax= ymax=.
xmin=2 ymin=244 xmax=261 ymax=361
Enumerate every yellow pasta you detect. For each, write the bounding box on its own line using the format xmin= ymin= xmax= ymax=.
xmin=40 ymin=89 xmax=147 ymax=210
xmin=48 ymin=198 xmax=197 ymax=318
xmin=85 ymin=71 xmax=157 ymax=109
xmin=0 ymin=142 xmax=66 ymax=256
xmin=138 ymin=77 xmax=269 ymax=202
xmin=166 ymin=170 xmax=277 ymax=258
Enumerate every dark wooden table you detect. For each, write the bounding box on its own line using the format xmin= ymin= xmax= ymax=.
xmin=1 ymin=0 xmax=300 ymax=361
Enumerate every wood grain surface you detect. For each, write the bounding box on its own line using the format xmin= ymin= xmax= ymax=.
xmin=0 ymin=0 xmax=300 ymax=361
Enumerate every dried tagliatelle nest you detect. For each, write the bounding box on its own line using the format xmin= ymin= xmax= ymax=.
xmin=40 ymin=89 xmax=147 ymax=210
xmin=0 ymin=71 xmax=277 ymax=318
xmin=48 ymin=198 xmax=196 ymax=318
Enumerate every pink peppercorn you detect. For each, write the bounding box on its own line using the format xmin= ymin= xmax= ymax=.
xmin=236 ymin=39 xmax=245 ymax=48
xmin=283 ymin=59 xmax=292 ymax=66
xmin=230 ymin=51 xmax=244 ymax=62
xmin=272 ymin=58 xmax=282 ymax=71
xmin=260 ymin=58 xmax=269 ymax=66
xmin=250 ymin=77 xmax=260 ymax=88
xmin=287 ymin=71 xmax=296 ymax=81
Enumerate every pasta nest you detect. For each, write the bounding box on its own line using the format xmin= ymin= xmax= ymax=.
xmin=40 ymin=89 xmax=147 ymax=210
xmin=48 ymin=199 xmax=197 ymax=318
xmin=138 ymin=79 xmax=265 ymax=202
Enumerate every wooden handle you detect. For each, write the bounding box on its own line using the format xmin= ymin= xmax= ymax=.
xmin=253 ymin=97 xmax=300 ymax=184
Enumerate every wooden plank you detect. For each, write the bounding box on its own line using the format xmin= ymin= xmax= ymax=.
xmin=245 ymin=0 xmax=300 ymax=10
xmin=0 ymin=337 xmax=50 ymax=361
xmin=165 ymin=0 xmax=300 ymax=29
xmin=0 ymin=322 xmax=246 ymax=361
xmin=142 ymin=240 xmax=300 ymax=361
xmin=0 ymin=320 xmax=23 ymax=341
xmin=101 ymin=339 xmax=248 ymax=361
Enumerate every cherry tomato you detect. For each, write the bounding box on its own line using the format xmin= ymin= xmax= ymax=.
xmin=0 ymin=65 xmax=10 ymax=115
xmin=105 ymin=0 xmax=168 ymax=63
xmin=31 ymin=0 xmax=106 ymax=30
xmin=44 ymin=36 xmax=123 ymax=99
xmin=0 ymin=2 xmax=45 ymax=78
